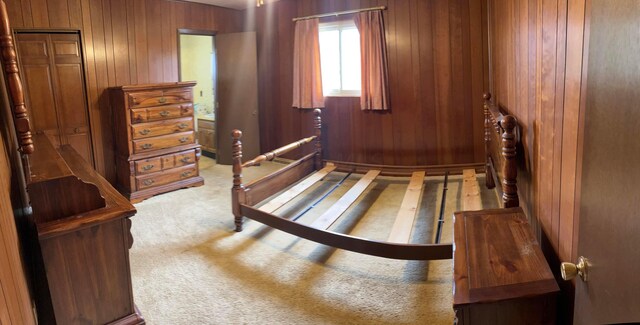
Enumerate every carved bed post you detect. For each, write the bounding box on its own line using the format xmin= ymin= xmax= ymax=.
xmin=0 ymin=0 xmax=34 ymax=176
xmin=232 ymin=130 xmax=246 ymax=232
xmin=500 ymin=115 xmax=519 ymax=208
xmin=313 ymin=108 xmax=322 ymax=170
xmin=483 ymin=93 xmax=495 ymax=189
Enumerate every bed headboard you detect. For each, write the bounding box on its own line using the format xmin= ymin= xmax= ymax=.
xmin=483 ymin=93 xmax=519 ymax=208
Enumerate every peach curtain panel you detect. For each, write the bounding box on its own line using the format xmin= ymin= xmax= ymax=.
xmin=354 ymin=11 xmax=390 ymax=110
xmin=292 ymin=18 xmax=324 ymax=109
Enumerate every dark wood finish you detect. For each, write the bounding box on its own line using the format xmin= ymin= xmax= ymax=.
xmin=5 ymin=0 xmax=245 ymax=182
xmin=0 ymin=0 xmax=33 ymax=157
xmin=110 ymin=82 xmax=203 ymax=202
xmin=197 ymin=118 xmax=216 ymax=154
xmin=326 ymin=160 xmax=485 ymax=177
xmin=242 ymin=205 xmax=452 ymax=260
xmin=453 ymin=207 xmax=558 ymax=324
xmin=483 ymin=93 xmax=519 ymax=208
xmin=255 ymin=0 xmax=485 ymax=166
xmin=0 ymin=45 xmax=35 ymax=324
xmin=242 ymin=135 xmax=316 ymax=168
xmin=27 ymin=134 xmax=143 ymax=325
xmin=16 ymin=33 xmax=94 ymax=165
xmin=486 ymin=0 xmax=588 ymax=267
xmin=573 ymin=1 xmax=640 ymax=322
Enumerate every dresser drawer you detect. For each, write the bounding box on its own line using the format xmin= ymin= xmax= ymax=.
xmin=130 ymin=104 xmax=193 ymax=123
xmin=135 ymin=164 xmax=198 ymax=190
xmin=131 ymin=117 xmax=193 ymax=139
xmin=134 ymin=157 xmax=162 ymax=175
xmin=128 ymin=89 xmax=192 ymax=108
xmin=132 ymin=131 xmax=195 ymax=154
xmin=175 ymin=150 xmax=196 ymax=166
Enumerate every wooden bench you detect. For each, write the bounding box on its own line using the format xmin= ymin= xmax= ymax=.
xmin=453 ymin=207 xmax=559 ymax=324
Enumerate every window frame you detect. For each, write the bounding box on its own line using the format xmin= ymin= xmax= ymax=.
xmin=318 ymin=20 xmax=361 ymax=97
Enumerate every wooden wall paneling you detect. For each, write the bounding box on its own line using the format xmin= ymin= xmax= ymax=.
xmin=20 ymin=0 xmax=33 ymax=28
xmin=133 ymin=0 xmax=149 ymax=84
xmin=125 ymin=0 xmax=137 ymax=85
xmin=46 ymin=0 xmax=69 ymax=28
xmin=391 ymin=0 xmax=417 ymax=166
xmin=433 ymin=0 xmax=452 ymax=164
xmin=67 ymin=0 xmax=82 ymax=29
xmin=109 ymin=0 xmax=130 ymax=86
xmin=5 ymin=0 xmax=22 ymax=27
xmin=255 ymin=0 xmax=484 ymax=166
xmin=146 ymin=0 xmax=163 ymax=83
xmin=469 ymin=0 xmax=485 ymax=162
xmin=486 ymin=0 xmax=587 ymax=272
xmin=29 ymin=0 xmax=49 ymax=28
xmin=559 ymin=0 xmax=587 ymax=262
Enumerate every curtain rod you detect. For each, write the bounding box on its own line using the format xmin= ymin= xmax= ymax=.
xmin=292 ymin=6 xmax=386 ymax=22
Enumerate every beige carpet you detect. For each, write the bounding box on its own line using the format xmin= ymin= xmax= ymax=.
xmin=130 ymin=157 xmax=500 ymax=325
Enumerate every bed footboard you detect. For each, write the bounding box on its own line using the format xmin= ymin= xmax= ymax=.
xmin=232 ymin=109 xmax=322 ymax=231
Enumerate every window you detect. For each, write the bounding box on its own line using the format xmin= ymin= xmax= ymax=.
xmin=319 ymin=20 xmax=361 ymax=97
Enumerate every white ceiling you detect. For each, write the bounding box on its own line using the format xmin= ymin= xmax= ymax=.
xmin=181 ymin=0 xmax=278 ymax=10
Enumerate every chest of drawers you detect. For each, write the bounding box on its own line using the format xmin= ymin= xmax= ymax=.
xmin=110 ymin=82 xmax=204 ymax=202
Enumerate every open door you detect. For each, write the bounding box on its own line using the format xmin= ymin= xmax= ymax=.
xmin=216 ymin=32 xmax=260 ymax=165
xmin=561 ymin=1 xmax=640 ymax=323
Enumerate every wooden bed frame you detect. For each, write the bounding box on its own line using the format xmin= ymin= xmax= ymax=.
xmin=231 ymin=93 xmax=518 ymax=260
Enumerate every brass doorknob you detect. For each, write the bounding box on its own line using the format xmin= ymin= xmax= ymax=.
xmin=561 ymin=256 xmax=589 ymax=282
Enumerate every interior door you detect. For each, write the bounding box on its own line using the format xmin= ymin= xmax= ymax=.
xmin=16 ymin=32 xmax=93 ymax=165
xmin=215 ymin=32 xmax=260 ymax=165
xmin=568 ymin=1 xmax=640 ymax=323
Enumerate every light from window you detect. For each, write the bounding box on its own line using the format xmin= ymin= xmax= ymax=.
xmin=319 ymin=21 xmax=361 ymax=97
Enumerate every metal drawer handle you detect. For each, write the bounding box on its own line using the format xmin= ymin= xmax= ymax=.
xmin=159 ymin=110 xmax=170 ymax=117
xmin=158 ymin=97 xmax=167 ymax=103
xmin=141 ymin=143 xmax=153 ymax=150
xmin=179 ymin=137 xmax=189 ymax=143
xmin=139 ymin=129 xmax=151 ymax=135
xmin=180 ymin=157 xmax=190 ymax=163
xmin=143 ymin=179 xmax=154 ymax=186
xmin=181 ymin=171 xmax=192 ymax=178
xmin=142 ymin=164 xmax=154 ymax=171
xmin=177 ymin=123 xmax=188 ymax=129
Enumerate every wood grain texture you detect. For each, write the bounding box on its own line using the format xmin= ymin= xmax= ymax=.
xmin=486 ymin=0 xmax=587 ymax=265
xmin=387 ymin=171 xmax=425 ymax=243
xmin=311 ymin=169 xmax=380 ymax=230
xmin=461 ymin=169 xmax=481 ymax=211
xmin=255 ymin=0 xmax=485 ymax=166
xmin=0 ymin=69 xmax=35 ymax=325
xmin=7 ymin=0 xmax=245 ymax=183
xmin=453 ymin=208 xmax=558 ymax=325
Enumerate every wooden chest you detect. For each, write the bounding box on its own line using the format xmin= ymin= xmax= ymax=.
xmin=110 ymin=82 xmax=204 ymax=202
xmin=453 ymin=207 xmax=559 ymax=324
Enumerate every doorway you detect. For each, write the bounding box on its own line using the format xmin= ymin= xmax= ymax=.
xmin=178 ymin=31 xmax=217 ymax=158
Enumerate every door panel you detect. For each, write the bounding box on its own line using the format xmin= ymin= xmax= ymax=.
xmin=17 ymin=32 xmax=93 ymax=165
xmin=216 ymin=32 xmax=260 ymax=165
xmin=573 ymin=1 xmax=640 ymax=323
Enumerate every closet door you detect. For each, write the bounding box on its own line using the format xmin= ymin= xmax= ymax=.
xmin=16 ymin=33 xmax=93 ymax=165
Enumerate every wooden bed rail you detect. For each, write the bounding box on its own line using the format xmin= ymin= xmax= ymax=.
xmin=242 ymin=135 xmax=316 ymax=168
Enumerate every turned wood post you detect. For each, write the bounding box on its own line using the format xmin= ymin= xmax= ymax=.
xmin=483 ymin=93 xmax=495 ymax=189
xmin=313 ymin=108 xmax=322 ymax=170
xmin=231 ymin=129 xmax=246 ymax=232
xmin=0 ymin=1 xmax=33 ymax=179
xmin=500 ymin=115 xmax=519 ymax=208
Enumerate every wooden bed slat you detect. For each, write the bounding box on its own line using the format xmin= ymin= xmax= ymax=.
xmin=387 ymin=171 xmax=426 ymax=243
xmin=258 ymin=163 xmax=336 ymax=213
xmin=462 ymin=169 xmax=482 ymax=211
xmin=310 ymin=169 xmax=381 ymax=230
